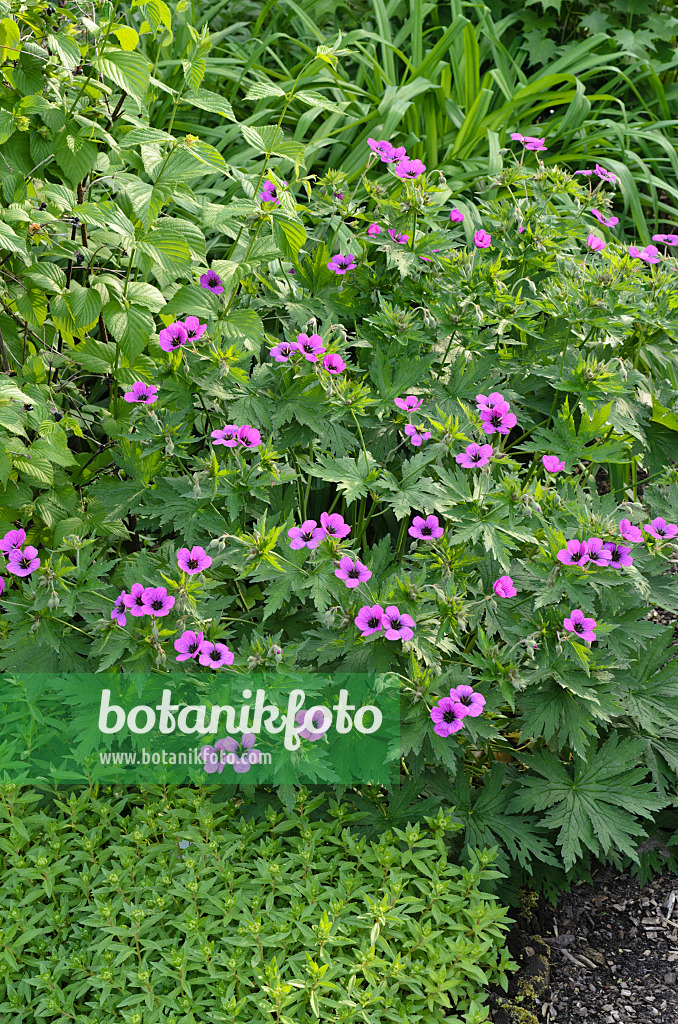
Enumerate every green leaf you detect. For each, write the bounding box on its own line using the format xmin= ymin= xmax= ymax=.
xmin=93 ymin=49 xmax=150 ymax=105
xmin=53 ymin=126 xmax=98 ymax=188
xmin=272 ymin=218 xmax=306 ymax=262
xmin=102 ymin=301 xmax=154 ymax=359
xmin=0 ymin=110 xmax=15 ymax=145
xmin=46 ymin=32 xmax=81 ymax=70
xmin=182 ymin=88 xmax=235 ymax=120
xmin=118 ymin=126 xmax=175 ymax=147
xmin=0 ymin=18 xmax=20 ymax=61
xmin=0 ymin=221 xmax=27 ymax=258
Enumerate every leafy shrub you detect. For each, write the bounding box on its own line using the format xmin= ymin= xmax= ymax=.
xmin=0 ymin=785 xmax=515 ymax=1023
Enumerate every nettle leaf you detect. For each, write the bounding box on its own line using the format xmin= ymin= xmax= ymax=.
xmin=51 ymin=285 xmax=102 ymax=339
xmin=182 ymin=88 xmax=235 ymax=120
xmin=93 ymin=48 xmax=150 ymax=105
xmin=272 ymin=218 xmax=306 ymax=262
xmin=102 ymin=301 xmax=154 ymax=359
xmin=53 ymin=125 xmax=98 ymax=188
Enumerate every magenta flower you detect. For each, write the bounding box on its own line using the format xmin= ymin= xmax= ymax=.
xmin=409 ymin=514 xmax=443 ymax=540
xmin=177 ymin=316 xmax=207 ymax=342
xmin=629 ymin=244 xmax=661 ymax=264
xmin=518 ymin=225 xmax=525 ymax=234
xmin=260 ymin=179 xmax=282 ymax=203
xmin=355 ymin=604 xmax=384 ymax=637
xmin=456 ymin=443 xmax=493 ymax=468
xmin=511 ymin=132 xmax=547 ymax=152
xmin=0 ymin=527 xmax=26 ymax=553
xmin=111 ymin=592 xmax=127 ymax=627
xmin=603 ymin=542 xmax=633 ymax=567
xmin=476 ymin=392 xmax=506 ymax=413
xmin=575 ymin=169 xmax=594 ymax=177
xmin=493 ymin=576 xmax=516 ymax=598
xmin=619 ymin=518 xmax=643 ymax=543
xmin=174 ymin=629 xmax=205 ymax=662
xmin=542 ymin=455 xmax=565 ymax=473
xmin=237 ymin=425 xmax=262 ymax=449
xmin=367 ymin=223 xmax=381 ymax=236
xmin=199 ymin=269 xmax=224 ymax=294
xmin=388 ymin=228 xmax=409 ymax=244
xmin=394 ymin=395 xmax=423 ymax=411
xmin=0 ymin=576 xmax=4 ymax=597
xmin=320 ymin=511 xmax=351 ymax=540
xmin=404 ymin=423 xmax=431 ymax=447
xmin=652 ymin=233 xmax=678 ymax=245
xmin=122 ymin=583 xmax=148 ymax=617
xmin=6 ymin=545 xmax=40 ymax=576
xmin=142 ymin=586 xmax=175 ymax=617
xmin=288 ymin=520 xmax=325 ymax=550
xmin=644 ymin=517 xmax=678 ymax=540
xmin=159 ymin=321 xmax=188 ymax=353
xmin=595 ymin=164 xmax=616 ymax=185
xmin=563 ymin=609 xmax=597 ymax=642
xmin=430 ymin=697 xmax=467 ymax=736
xmin=586 ymin=538 xmax=612 ymax=567
xmin=587 ymin=234 xmax=606 ymax=252
xmin=270 ymin=340 xmax=299 ymax=362
xmin=394 ymin=158 xmax=426 ymax=180
xmin=323 ymin=353 xmax=346 ymax=374
xmin=556 ymin=539 xmax=589 ymax=567
xmin=297 ymin=333 xmax=325 ymax=362
xmin=480 ymin=407 xmax=517 ymax=435
xmin=200 ymin=737 xmax=231 ymax=774
xmin=474 ymin=229 xmax=491 ymax=248
xmin=211 ymin=425 xmax=239 ymax=447
xmin=177 ymin=545 xmax=212 ymax=575
xmin=419 ymin=249 xmax=441 ymax=262
xmin=295 ymin=708 xmax=329 ymax=741
xmin=367 ymin=139 xmax=406 ymax=163
xmin=201 ymin=735 xmax=260 ymax=774
xmin=591 ymin=208 xmax=619 ymax=227
xmin=124 ymin=381 xmax=158 ymax=404
xmin=449 ymin=684 xmax=486 ymax=717
xmin=382 ymin=605 xmax=415 ymax=641
xmin=449 ymin=207 xmax=465 ymax=223
xmin=198 ymin=640 xmax=235 ymax=668
xmin=327 ymin=254 xmax=357 ymax=275
xmin=334 ymin=556 xmax=372 ymax=588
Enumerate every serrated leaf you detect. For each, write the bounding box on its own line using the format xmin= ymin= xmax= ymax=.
xmin=93 ymin=49 xmax=150 ymax=105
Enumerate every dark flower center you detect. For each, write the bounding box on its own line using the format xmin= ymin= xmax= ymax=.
xmin=209 ymin=274 xmax=218 ymax=285
xmin=656 ymin=527 xmax=665 ymax=535
xmin=367 ymin=616 xmax=380 ymax=628
xmin=187 ymin=328 xmax=197 ymax=338
xmin=302 ymin=530 xmax=314 ymax=540
xmin=188 ymin=642 xmax=199 ymax=654
xmin=610 ymin=550 xmax=620 ymax=562
xmin=389 ymin=617 xmax=401 ymax=629
xmin=491 ymin=413 xmax=501 ymax=424
xmin=443 ymin=708 xmax=459 ymax=723
xmin=188 ymin=558 xmax=198 ymax=569
xmin=457 ymin=694 xmax=472 ymax=706
xmin=151 ymin=599 xmax=163 ymax=610
xmin=348 ymin=567 xmax=360 ymax=577
xmin=574 ymin=622 xmax=583 ymax=632
xmin=421 ymin=526 xmax=432 ymax=535
xmin=209 ymin=650 xmax=220 ymax=661
xmin=134 ymin=595 xmax=144 ymax=606
xmin=571 ymin=550 xmax=583 ymax=561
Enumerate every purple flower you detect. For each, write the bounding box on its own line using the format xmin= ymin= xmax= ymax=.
xmin=141 ymin=586 xmax=175 ymax=617
xmin=388 ymin=228 xmax=409 ymax=244
xmin=0 ymin=527 xmax=26 ymax=553
xmin=586 ymin=537 xmax=612 ymax=567
xmin=124 ymin=381 xmax=158 ymax=404
xmin=449 ymin=207 xmax=465 ymax=223
xmin=619 ymin=518 xmax=643 ymax=543
xmin=327 ymin=254 xmax=357 ymax=275
xmin=629 ymin=244 xmax=661 ymax=264
xmin=404 ymin=423 xmax=431 ymax=447
xmin=409 ymin=514 xmax=443 ymax=540
xmin=511 ymin=132 xmax=547 ymax=152
xmin=449 ymin=684 xmax=486 ymax=717
xmin=517 ymin=225 xmax=525 ymax=234
xmin=476 ymin=392 xmax=506 ymax=413
xmin=122 ymin=582 xmax=148 ymax=617
xmin=493 ymin=575 xmax=516 ymax=598
xmin=394 ymin=395 xmax=423 ymax=411
xmin=556 ymin=539 xmax=589 ymax=567
xmin=474 ymin=229 xmax=491 ymax=249
xmin=260 ymin=179 xmax=281 ymax=203
xmin=198 ymin=640 xmax=235 ymax=668
xmin=177 ymin=316 xmax=207 ymax=341
xmin=270 ymin=340 xmax=299 ymax=362
xmin=320 ymin=511 xmax=351 ymax=540
xmin=591 ymin=208 xmax=618 ymax=227
xmin=355 ymin=604 xmax=384 ymax=637
xmin=542 ymin=455 xmax=565 ymax=473
xmin=334 ymin=556 xmax=372 ymax=588
xmin=367 ymin=139 xmax=406 ymax=164
xmin=295 ymin=708 xmax=329 ymax=741
xmin=430 ymin=697 xmax=467 ymax=736
xmin=158 ymin=321 xmax=188 ymax=353
xmin=587 ymin=234 xmax=606 ymax=252
xmin=394 ymin=158 xmax=426 ymax=180
xmin=575 ymin=169 xmax=594 ymax=177
xmin=603 ymin=542 xmax=633 ymax=567
xmin=563 ymin=609 xmax=597 ymax=642
xmin=367 ymin=223 xmax=381 ymax=236
xmin=199 ymin=270 xmax=224 ymax=294
xmin=211 ymin=425 xmax=239 ymax=447
xmin=644 ymin=517 xmax=678 ymax=540
xmin=237 ymin=425 xmax=262 ymax=449
xmin=111 ymin=592 xmax=127 ymax=627
xmin=201 ymin=734 xmax=260 ymax=774
xmin=652 ymin=233 xmax=678 ymax=246
xmin=288 ymin=520 xmax=324 ymax=550
xmin=480 ymin=407 xmax=517 ymax=435
xmin=6 ymin=545 xmax=40 ymax=576
xmin=382 ymin=605 xmax=415 ymax=641
xmin=419 ymin=250 xmax=441 ymax=262
xmin=177 ymin=545 xmax=212 ymax=575
xmin=595 ymin=164 xmax=616 ymax=185
xmin=456 ymin=443 xmax=493 ymax=468
xmin=174 ymin=629 xmax=205 ymax=662
xmin=296 ymin=333 xmax=325 ymax=362
xmin=200 ymin=737 xmax=231 ymax=774
xmin=0 ymin=576 xmax=4 ymax=597
xmin=334 ymin=191 xmax=344 ymax=201
xmin=323 ymin=353 xmax=346 ymax=374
